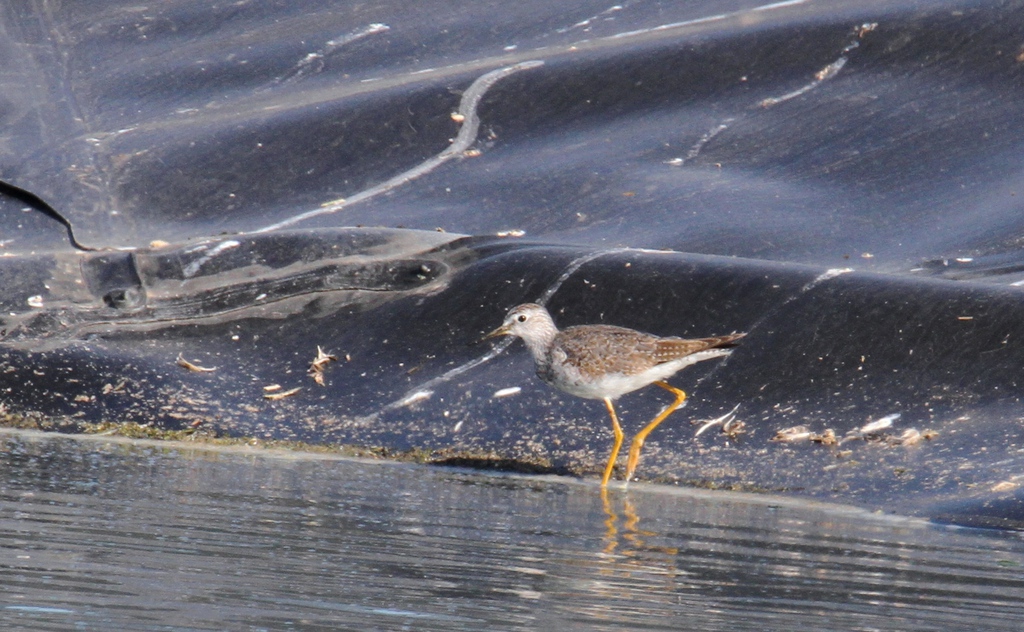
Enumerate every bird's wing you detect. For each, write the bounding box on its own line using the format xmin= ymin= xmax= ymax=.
xmin=556 ymin=327 xmax=746 ymax=378
xmin=654 ymin=333 xmax=745 ymax=363
xmin=555 ymin=325 xmax=663 ymax=378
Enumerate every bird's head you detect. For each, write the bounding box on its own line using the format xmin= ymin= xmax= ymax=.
xmin=483 ymin=303 xmax=556 ymax=347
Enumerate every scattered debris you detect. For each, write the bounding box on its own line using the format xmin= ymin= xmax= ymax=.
xmin=770 ymin=413 xmax=939 ymax=451
xmin=492 ymin=386 xmax=522 ymax=398
xmin=858 ymin=413 xmax=899 ymax=434
xmin=102 ymin=381 xmax=127 ymax=394
xmin=308 ymin=346 xmax=338 ymax=386
xmin=310 ymin=346 xmax=337 ymax=370
xmin=263 ymin=384 xmax=282 ymax=392
xmin=991 ymin=481 xmax=1020 ymax=493
xmin=496 ymin=229 xmax=526 ymax=238
xmin=771 ymin=425 xmax=813 ymax=443
xmin=837 ymin=413 xmax=900 ymax=445
xmin=810 ymin=428 xmax=838 ymax=446
xmin=176 ymin=353 xmax=216 ymax=373
xmin=695 ymin=404 xmax=741 ymax=437
xmin=722 ymin=417 xmax=746 ymax=439
xmin=263 ymin=386 xmax=302 ymax=401
xmin=770 ymin=409 xmax=937 ymax=452
xmin=889 ymin=428 xmax=922 ymax=446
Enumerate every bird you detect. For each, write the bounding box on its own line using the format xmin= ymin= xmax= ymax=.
xmin=485 ymin=303 xmax=744 ymax=486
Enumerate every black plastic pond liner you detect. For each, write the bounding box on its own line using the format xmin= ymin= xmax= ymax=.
xmin=2 ymin=0 xmax=1024 ymax=527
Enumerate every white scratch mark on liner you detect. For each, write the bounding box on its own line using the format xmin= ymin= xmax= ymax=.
xmin=253 ymin=60 xmax=544 ymax=233
xmin=182 ymin=240 xmax=241 ymax=278
xmin=759 ymin=22 xmax=875 ymax=107
xmin=556 ymin=5 xmax=624 ymax=33
xmin=801 ymin=268 xmax=853 ymax=292
xmin=602 ymin=0 xmax=810 ymax=41
xmin=669 ymin=120 xmax=734 ymax=165
xmin=536 ymin=247 xmax=632 ymax=307
xmin=273 ymin=23 xmax=390 ymax=86
xmin=326 ymin=23 xmax=390 ymax=48
xmin=609 ymin=13 xmax=729 ymax=39
xmin=760 ymin=57 xmax=847 ymax=107
xmin=397 ymin=390 xmax=433 ymax=407
xmin=686 ymin=121 xmax=731 ymax=161
xmin=752 ymin=0 xmax=810 ymax=11
xmin=357 ymin=340 xmax=511 ymax=426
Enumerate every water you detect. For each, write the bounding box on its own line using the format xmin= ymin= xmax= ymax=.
xmin=0 ymin=430 xmax=1022 ymax=631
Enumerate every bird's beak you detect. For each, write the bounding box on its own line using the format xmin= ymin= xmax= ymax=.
xmin=481 ymin=323 xmax=511 ymax=342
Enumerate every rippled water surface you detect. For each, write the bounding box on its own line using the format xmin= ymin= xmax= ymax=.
xmin=1 ymin=430 xmax=1022 ymax=631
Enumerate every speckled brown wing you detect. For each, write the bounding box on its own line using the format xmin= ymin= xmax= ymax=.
xmin=654 ymin=333 xmax=746 ymax=363
xmin=554 ymin=326 xmax=743 ymax=379
xmin=550 ymin=325 xmax=653 ymax=379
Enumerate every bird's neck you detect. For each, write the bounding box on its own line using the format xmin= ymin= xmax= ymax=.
xmin=521 ymin=327 xmax=557 ymax=369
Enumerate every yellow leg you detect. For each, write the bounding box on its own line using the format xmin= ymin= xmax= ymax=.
xmin=624 ymin=381 xmax=687 ymax=481
xmin=601 ymin=397 xmax=624 ymax=487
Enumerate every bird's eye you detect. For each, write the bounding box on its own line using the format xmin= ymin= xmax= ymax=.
xmin=517 ymin=314 xmax=528 ymax=322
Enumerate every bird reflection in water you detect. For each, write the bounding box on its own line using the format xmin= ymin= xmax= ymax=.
xmin=600 ymin=487 xmax=680 ymax=560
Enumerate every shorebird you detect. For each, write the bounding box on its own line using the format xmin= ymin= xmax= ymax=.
xmin=486 ymin=303 xmax=744 ymax=486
